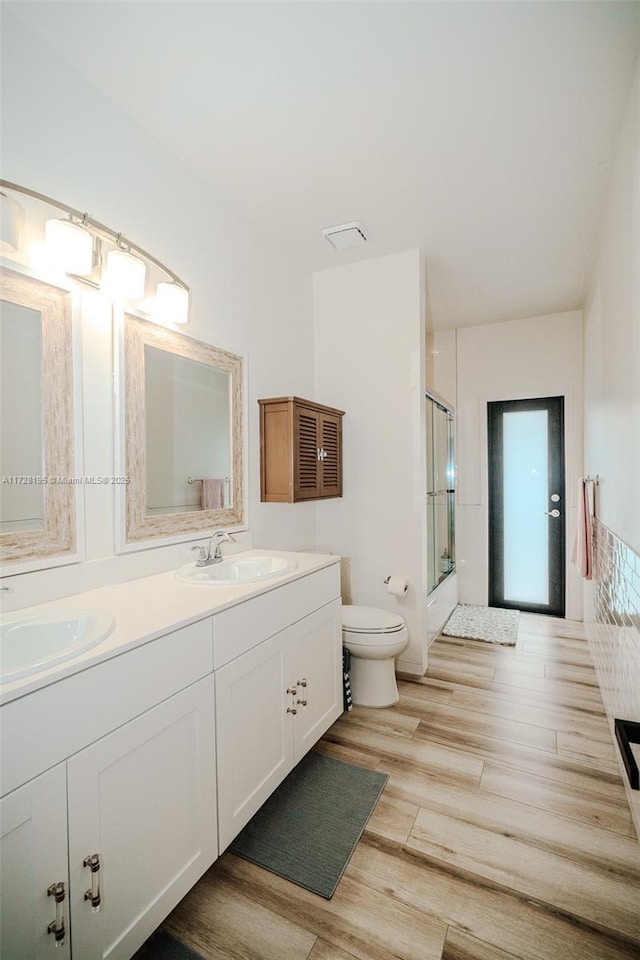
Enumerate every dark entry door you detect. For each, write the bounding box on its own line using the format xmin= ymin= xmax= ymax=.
xmin=488 ymin=396 xmax=565 ymax=616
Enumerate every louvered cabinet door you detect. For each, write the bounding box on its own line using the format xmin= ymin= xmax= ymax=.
xmin=294 ymin=407 xmax=321 ymax=500
xmin=259 ymin=397 xmax=344 ymax=502
xmin=319 ymin=413 xmax=342 ymax=497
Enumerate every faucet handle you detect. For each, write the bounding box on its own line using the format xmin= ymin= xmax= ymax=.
xmin=191 ymin=544 xmax=208 ymax=565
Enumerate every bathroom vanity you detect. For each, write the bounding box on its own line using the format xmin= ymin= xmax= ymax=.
xmin=0 ymin=551 xmax=342 ymax=960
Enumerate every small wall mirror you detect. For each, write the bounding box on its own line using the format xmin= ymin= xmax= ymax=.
xmin=0 ymin=266 xmax=81 ymax=569
xmin=117 ymin=312 xmax=245 ymax=549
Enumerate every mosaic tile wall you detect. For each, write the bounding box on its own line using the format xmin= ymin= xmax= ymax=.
xmin=586 ymin=517 xmax=640 ymax=836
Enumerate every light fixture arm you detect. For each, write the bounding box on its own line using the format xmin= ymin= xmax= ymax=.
xmin=0 ymin=178 xmax=189 ymax=293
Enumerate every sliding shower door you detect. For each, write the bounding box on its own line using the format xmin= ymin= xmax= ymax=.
xmin=488 ymin=397 xmax=565 ymax=616
xmin=426 ymin=392 xmax=455 ymax=595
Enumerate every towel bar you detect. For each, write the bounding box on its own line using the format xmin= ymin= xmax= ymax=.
xmin=187 ymin=476 xmax=229 ymax=485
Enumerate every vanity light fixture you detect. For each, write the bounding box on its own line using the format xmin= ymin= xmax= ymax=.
xmin=44 ymin=217 xmax=94 ymax=275
xmin=0 ymin=191 xmax=24 ymax=252
xmin=154 ymin=281 xmax=190 ymax=325
xmin=1 ymin=179 xmax=190 ymax=323
xmin=106 ymin=244 xmax=147 ymax=300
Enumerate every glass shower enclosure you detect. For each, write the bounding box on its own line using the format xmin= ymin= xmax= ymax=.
xmin=426 ymin=390 xmax=455 ymax=594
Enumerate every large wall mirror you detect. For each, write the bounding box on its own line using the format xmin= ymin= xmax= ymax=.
xmin=117 ymin=312 xmax=246 ymax=549
xmin=0 ymin=265 xmax=81 ymax=569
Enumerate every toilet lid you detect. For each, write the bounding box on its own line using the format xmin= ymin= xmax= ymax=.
xmin=341 ymin=604 xmax=405 ymax=634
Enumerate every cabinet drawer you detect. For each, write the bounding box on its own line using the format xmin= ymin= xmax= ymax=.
xmin=213 ymin=563 xmax=341 ymax=668
xmin=1 ymin=618 xmax=213 ymax=797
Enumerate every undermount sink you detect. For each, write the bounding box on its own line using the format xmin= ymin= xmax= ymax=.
xmin=0 ymin=610 xmax=116 ymax=682
xmin=176 ymin=554 xmax=298 ymax=586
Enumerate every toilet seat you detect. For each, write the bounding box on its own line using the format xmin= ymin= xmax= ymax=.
xmin=341 ymin=605 xmax=405 ymax=635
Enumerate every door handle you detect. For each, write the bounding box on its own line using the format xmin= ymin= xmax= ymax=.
xmin=544 ymin=509 xmax=561 ymax=518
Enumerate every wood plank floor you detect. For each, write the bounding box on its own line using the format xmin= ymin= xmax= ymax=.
xmin=138 ymin=613 xmax=640 ymax=960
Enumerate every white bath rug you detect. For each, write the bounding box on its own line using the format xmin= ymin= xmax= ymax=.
xmin=441 ymin=604 xmax=520 ymax=646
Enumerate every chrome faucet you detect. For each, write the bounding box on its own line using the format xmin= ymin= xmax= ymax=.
xmin=191 ymin=531 xmax=236 ymax=567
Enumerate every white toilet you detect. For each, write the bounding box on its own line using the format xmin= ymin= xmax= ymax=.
xmin=342 ymin=605 xmax=409 ymax=708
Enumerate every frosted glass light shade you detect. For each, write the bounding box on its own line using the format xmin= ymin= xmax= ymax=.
xmin=45 ymin=218 xmax=93 ymax=275
xmin=106 ymin=248 xmax=146 ymax=300
xmin=154 ymin=282 xmax=190 ymax=325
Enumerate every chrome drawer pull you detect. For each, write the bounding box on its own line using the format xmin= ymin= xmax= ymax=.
xmin=47 ymin=881 xmax=66 ymax=944
xmin=83 ymin=853 xmax=101 ymax=911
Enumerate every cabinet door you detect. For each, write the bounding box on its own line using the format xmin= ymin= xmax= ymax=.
xmin=215 ymin=627 xmax=294 ymax=851
xmin=292 ymin=599 xmax=343 ymax=763
xmin=293 ymin=405 xmax=321 ymax=500
xmin=0 ymin=764 xmax=70 ymax=960
xmin=319 ymin=413 xmax=342 ymax=498
xmin=67 ymin=675 xmax=217 ymax=960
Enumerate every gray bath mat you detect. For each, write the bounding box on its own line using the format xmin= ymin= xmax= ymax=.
xmin=229 ymin=750 xmax=387 ymax=899
xmin=135 ymin=929 xmax=205 ymax=960
xmin=442 ymin=603 xmax=520 ymax=645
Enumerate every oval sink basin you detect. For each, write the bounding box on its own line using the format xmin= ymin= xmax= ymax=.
xmin=0 ymin=610 xmax=116 ymax=682
xmin=177 ymin=554 xmax=298 ymax=586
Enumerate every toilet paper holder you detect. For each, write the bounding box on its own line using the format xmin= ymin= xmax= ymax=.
xmin=383 ymin=575 xmax=409 ymax=596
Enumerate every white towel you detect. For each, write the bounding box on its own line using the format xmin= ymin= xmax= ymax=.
xmin=571 ymin=478 xmax=593 ymax=580
xmin=201 ymin=478 xmax=225 ymax=510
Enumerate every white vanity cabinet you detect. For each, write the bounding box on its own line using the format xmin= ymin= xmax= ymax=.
xmin=214 ymin=566 xmax=342 ymax=851
xmin=0 ymin=764 xmax=70 ymax=960
xmin=0 ymin=618 xmax=217 ymax=960
xmin=290 ymin=601 xmax=343 ymax=761
xmin=0 ymin=554 xmax=343 ymax=959
xmin=215 ymin=627 xmax=294 ymax=849
xmin=67 ymin=675 xmax=216 ymax=960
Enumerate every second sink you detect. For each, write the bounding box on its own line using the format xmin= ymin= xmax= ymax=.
xmin=1 ymin=610 xmax=116 ymax=682
xmin=177 ymin=554 xmax=298 ymax=586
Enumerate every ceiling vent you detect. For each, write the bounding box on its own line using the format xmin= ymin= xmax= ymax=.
xmin=321 ymin=221 xmax=368 ymax=250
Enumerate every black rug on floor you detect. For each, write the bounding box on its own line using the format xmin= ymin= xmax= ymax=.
xmin=229 ymin=750 xmax=388 ymax=899
xmin=138 ymin=930 xmax=205 ymax=960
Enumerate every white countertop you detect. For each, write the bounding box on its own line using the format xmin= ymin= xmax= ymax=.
xmin=0 ymin=550 xmax=340 ymax=705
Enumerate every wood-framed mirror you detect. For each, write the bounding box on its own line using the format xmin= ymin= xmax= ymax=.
xmin=0 ymin=265 xmax=82 ymax=571
xmin=115 ymin=311 xmax=246 ymax=550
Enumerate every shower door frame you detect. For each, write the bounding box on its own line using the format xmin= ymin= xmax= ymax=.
xmin=426 ymin=390 xmax=456 ymax=596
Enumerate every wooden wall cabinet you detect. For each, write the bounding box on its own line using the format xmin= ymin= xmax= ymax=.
xmin=259 ymin=397 xmax=344 ymax=502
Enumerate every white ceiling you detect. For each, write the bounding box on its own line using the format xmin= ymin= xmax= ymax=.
xmin=6 ymin=1 xmax=640 ymax=329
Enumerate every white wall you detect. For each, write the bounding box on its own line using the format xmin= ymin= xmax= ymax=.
xmin=584 ymin=59 xmax=640 ymax=557
xmin=583 ymin=56 xmax=640 ymax=836
xmin=1 ymin=13 xmax=316 ymax=611
xmin=431 ymin=329 xmax=457 ymax=411
xmin=453 ymin=311 xmax=584 ymax=620
xmin=313 ymin=249 xmax=428 ymax=674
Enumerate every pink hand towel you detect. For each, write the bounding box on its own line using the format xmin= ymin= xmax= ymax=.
xmin=571 ymin=478 xmax=593 ymax=580
xmin=201 ymin=478 xmax=225 ymax=510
